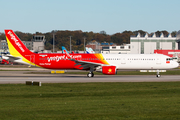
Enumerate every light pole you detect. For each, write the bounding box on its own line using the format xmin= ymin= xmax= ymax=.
xmin=52 ymin=31 xmax=56 ymax=53
xmin=84 ymin=37 xmax=86 ymax=53
xmin=53 ymin=33 xmax=55 ymax=53
xmin=69 ymin=36 xmax=72 ymax=53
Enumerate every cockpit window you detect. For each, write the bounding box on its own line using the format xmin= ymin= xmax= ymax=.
xmin=172 ymin=57 xmax=177 ymax=60
xmin=166 ymin=58 xmax=173 ymax=61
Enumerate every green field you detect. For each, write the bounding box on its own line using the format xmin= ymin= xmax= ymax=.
xmin=0 ymin=82 xmax=180 ymax=120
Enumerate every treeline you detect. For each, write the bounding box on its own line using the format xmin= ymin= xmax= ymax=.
xmin=0 ymin=30 xmax=177 ymax=51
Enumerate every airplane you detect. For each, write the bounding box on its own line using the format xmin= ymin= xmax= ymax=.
xmin=62 ymin=46 xmax=95 ymax=54
xmin=4 ymin=29 xmax=179 ymax=78
xmin=86 ymin=47 xmax=95 ymax=53
xmin=62 ymin=46 xmax=75 ymax=54
xmin=62 ymin=46 xmax=69 ymax=54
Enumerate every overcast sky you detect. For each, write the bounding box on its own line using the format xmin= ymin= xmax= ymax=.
xmin=1 ymin=0 xmax=180 ymax=34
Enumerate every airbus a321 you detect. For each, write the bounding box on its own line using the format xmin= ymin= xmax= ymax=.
xmin=5 ymin=30 xmax=179 ymax=77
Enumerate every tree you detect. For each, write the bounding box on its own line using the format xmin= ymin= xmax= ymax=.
xmin=161 ymin=30 xmax=169 ymax=37
xmin=155 ymin=31 xmax=161 ymax=37
xmin=171 ymin=31 xmax=177 ymax=37
xmin=0 ymin=33 xmax=6 ymax=40
xmin=133 ymin=30 xmax=146 ymax=37
xmin=100 ymin=31 xmax=106 ymax=35
xmin=111 ymin=33 xmax=123 ymax=45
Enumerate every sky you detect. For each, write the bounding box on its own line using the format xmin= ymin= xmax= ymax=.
xmin=1 ymin=0 xmax=180 ymax=35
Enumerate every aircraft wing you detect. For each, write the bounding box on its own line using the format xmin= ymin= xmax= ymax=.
xmin=70 ymin=59 xmax=104 ymax=70
xmin=2 ymin=55 xmax=21 ymax=61
xmin=64 ymin=49 xmax=105 ymax=69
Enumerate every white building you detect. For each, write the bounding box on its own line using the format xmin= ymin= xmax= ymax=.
xmin=32 ymin=35 xmax=46 ymax=52
xmin=101 ymin=44 xmax=131 ymax=54
xmin=130 ymin=32 xmax=178 ymax=54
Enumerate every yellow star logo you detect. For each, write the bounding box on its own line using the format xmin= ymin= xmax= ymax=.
xmin=108 ymin=69 xmax=112 ymax=72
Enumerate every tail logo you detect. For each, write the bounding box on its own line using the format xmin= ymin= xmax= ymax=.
xmin=7 ymin=31 xmax=25 ymax=52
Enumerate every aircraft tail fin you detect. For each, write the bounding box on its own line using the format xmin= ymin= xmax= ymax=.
xmin=86 ymin=47 xmax=90 ymax=53
xmin=62 ymin=46 xmax=72 ymax=59
xmin=62 ymin=46 xmax=69 ymax=54
xmin=4 ymin=30 xmax=36 ymax=66
xmin=86 ymin=47 xmax=95 ymax=53
xmin=4 ymin=30 xmax=33 ymax=57
xmin=88 ymin=47 xmax=95 ymax=53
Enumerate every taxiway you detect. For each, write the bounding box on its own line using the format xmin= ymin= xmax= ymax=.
xmin=0 ymin=70 xmax=180 ymax=84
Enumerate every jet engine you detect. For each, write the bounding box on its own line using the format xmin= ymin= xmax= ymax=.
xmin=102 ymin=66 xmax=117 ymax=75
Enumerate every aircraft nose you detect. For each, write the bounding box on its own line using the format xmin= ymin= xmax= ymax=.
xmin=174 ymin=62 xmax=179 ymax=68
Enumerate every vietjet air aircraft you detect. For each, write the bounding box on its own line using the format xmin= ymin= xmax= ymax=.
xmin=5 ymin=30 xmax=179 ymax=77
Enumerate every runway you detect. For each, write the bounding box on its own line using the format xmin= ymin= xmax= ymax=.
xmin=0 ymin=71 xmax=180 ymax=84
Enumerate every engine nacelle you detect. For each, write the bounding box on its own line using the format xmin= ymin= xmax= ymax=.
xmin=102 ymin=66 xmax=117 ymax=75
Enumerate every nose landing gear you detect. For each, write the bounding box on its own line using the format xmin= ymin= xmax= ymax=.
xmin=156 ymin=74 xmax=161 ymax=78
xmin=156 ymin=70 xmax=161 ymax=78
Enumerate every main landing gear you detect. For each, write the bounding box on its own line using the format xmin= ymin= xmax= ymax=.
xmin=87 ymin=67 xmax=94 ymax=77
xmin=87 ymin=72 xmax=94 ymax=77
xmin=156 ymin=70 xmax=161 ymax=78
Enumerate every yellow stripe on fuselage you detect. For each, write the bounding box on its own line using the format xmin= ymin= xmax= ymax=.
xmin=94 ymin=53 xmax=109 ymax=65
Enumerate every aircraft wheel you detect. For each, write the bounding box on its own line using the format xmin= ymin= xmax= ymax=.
xmin=87 ymin=72 xmax=94 ymax=77
xmin=156 ymin=74 xmax=161 ymax=78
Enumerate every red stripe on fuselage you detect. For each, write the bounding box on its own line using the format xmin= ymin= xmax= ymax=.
xmin=34 ymin=53 xmax=106 ymax=69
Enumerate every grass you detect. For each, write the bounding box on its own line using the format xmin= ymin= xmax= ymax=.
xmin=0 ymin=82 xmax=180 ymax=119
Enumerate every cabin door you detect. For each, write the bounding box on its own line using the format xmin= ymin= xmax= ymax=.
xmin=25 ymin=55 xmax=35 ymax=65
xmin=156 ymin=57 xmax=161 ymax=64
xmin=121 ymin=58 xmax=126 ymax=64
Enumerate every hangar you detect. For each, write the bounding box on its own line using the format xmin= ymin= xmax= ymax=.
xmin=130 ymin=32 xmax=179 ymax=54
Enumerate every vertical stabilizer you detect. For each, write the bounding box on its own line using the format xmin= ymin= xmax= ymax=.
xmin=5 ymin=30 xmax=33 ymax=57
xmin=62 ymin=46 xmax=69 ymax=54
xmin=4 ymin=30 xmax=36 ymax=66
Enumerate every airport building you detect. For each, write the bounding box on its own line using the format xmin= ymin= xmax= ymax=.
xmin=31 ymin=35 xmax=46 ymax=53
xmin=0 ymin=40 xmax=8 ymax=53
xmin=86 ymin=40 xmax=130 ymax=54
xmin=0 ymin=35 xmax=46 ymax=54
xmin=101 ymin=44 xmax=130 ymax=54
xmin=86 ymin=40 xmax=102 ymax=53
xmin=130 ymin=32 xmax=179 ymax=54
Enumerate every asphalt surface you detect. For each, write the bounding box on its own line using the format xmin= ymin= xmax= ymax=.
xmin=0 ymin=67 xmax=180 ymax=84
